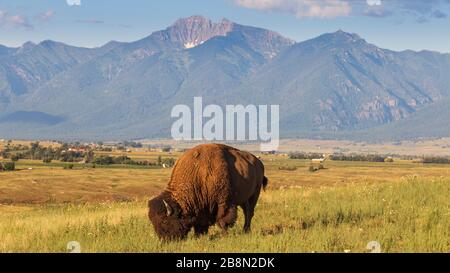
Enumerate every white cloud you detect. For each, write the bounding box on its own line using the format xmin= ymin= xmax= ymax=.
xmin=0 ymin=10 xmax=32 ymax=29
xmin=37 ymin=10 xmax=55 ymax=22
xmin=235 ymin=0 xmax=450 ymax=21
xmin=234 ymin=0 xmax=352 ymax=18
xmin=67 ymin=0 xmax=81 ymax=6
xmin=367 ymin=0 xmax=382 ymax=6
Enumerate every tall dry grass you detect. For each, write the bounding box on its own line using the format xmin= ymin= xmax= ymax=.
xmin=1 ymin=177 xmax=448 ymax=253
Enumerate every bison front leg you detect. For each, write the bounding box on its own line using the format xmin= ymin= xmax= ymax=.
xmin=216 ymin=205 xmax=237 ymax=234
xmin=194 ymin=224 xmax=210 ymax=237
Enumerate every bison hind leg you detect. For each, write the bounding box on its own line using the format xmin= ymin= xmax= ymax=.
xmin=242 ymin=189 xmax=262 ymax=233
xmin=241 ymin=201 xmax=252 ymax=233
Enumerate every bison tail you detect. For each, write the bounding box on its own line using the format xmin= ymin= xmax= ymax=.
xmin=262 ymin=176 xmax=269 ymax=191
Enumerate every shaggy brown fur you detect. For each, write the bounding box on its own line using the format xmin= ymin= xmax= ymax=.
xmin=148 ymin=143 xmax=268 ymax=240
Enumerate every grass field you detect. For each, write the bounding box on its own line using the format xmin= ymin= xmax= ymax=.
xmin=0 ymin=178 xmax=447 ymax=253
xmin=0 ymin=148 xmax=449 ymax=253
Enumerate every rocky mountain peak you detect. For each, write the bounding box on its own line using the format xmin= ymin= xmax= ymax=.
xmin=166 ymin=16 xmax=234 ymax=48
xmin=314 ymin=30 xmax=365 ymax=45
xmin=15 ymin=41 xmax=37 ymax=54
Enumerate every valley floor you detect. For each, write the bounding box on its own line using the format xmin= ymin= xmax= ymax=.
xmin=0 ymin=178 xmax=447 ymax=253
xmin=0 ymin=151 xmax=449 ymax=252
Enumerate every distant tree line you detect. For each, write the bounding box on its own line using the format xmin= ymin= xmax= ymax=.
xmin=148 ymin=144 xmax=173 ymax=152
xmin=0 ymin=142 xmax=177 ymax=167
xmin=121 ymin=141 xmax=143 ymax=148
xmin=329 ymin=154 xmax=386 ymax=163
xmin=91 ymin=155 xmax=175 ymax=167
xmin=1 ymin=142 xmax=90 ymax=163
xmin=422 ymin=157 xmax=450 ymax=164
xmin=288 ymin=152 xmax=325 ymax=160
xmin=96 ymin=147 xmax=113 ymax=152
xmin=113 ymin=141 xmax=144 ymax=151
xmin=289 ymin=151 xmax=385 ymax=163
xmin=91 ymin=155 xmax=147 ymax=165
xmin=289 ymin=150 xmax=450 ymax=164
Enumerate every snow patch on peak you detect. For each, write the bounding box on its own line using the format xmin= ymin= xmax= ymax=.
xmin=167 ymin=16 xmax=234 ymax=49
xmin=184 ymin=40 xmax=205 ymax=49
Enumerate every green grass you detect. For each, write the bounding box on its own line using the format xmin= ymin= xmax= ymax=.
xmin=1 ymin=177 xmax=448 ymax=253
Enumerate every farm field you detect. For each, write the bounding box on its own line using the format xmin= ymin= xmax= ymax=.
xmin=0 ymin=148 xmax=449 ymax=253
xmin=139 ymin=138 xmax=450 ymax=156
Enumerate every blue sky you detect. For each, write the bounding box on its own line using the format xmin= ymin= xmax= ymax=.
xmin=0 ymin=0 xmax=449 ymax=52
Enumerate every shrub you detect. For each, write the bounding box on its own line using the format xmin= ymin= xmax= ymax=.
xmin=157 ymin=156 xmax=162 ymax=166
xmin=136 ymin=160 xmax=151 ymax=166
xmin=2 ymin=162 xmax=15 ymax=171
xmin=63 ymin=164 xmax=74 ymax=170
xmin=113 ymin=156 xmax=135 ymax=165
xmin=309 ymin=164 xmax=324 ymax=172
xmin=1 ymin=151 xmax=9 ymax=159
xmin=161 ymin=157 xmax=175 ymax=167
xmin=92 ymin=156 xmax=114 ymax=165
xmin=59 ymin=151 xmax=83 ymax=162
xmin=384 ymin=157 xmax=394 ymax=163
xmin=279 ymin=166 xmax=297 ymax=171
xmin=43 ymin=158 xmax=52 ymax=164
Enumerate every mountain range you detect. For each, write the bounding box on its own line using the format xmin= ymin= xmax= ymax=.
xmin=0 ymin=15 xmax=449 ymax=141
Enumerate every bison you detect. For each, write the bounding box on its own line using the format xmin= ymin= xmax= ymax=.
xmin=148 ymin=143 xmax=268 ymax=240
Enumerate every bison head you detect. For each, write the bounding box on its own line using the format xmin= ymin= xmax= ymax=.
xmin=148 ymin=192 xmax=193 ymax=240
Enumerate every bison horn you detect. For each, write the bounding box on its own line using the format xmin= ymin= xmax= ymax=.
xmin=163 ymin=200 xmax=173 ymax=216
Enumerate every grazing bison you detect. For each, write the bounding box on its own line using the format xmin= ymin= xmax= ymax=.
xmin=148 ymin=143 xmax=268 ymax=240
